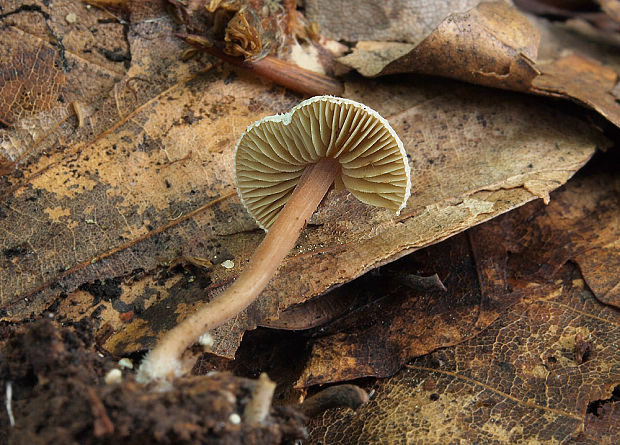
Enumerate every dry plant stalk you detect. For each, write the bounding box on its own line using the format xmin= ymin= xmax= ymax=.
xmin=178 ymin=33 xmax=343 ymax=96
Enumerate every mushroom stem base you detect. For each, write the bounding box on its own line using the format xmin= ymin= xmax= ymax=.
xmin=138 ymin=158 xmax=341 ymax=382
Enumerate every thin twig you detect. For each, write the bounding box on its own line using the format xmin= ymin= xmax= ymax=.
xmin=177 ymin=33 xmax=344 ymax=96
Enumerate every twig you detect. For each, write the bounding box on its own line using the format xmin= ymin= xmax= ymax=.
xmin=177 ymin=33 xmax=344 ymax=97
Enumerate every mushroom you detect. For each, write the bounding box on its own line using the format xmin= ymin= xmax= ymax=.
xmin=138 ymin=96 xmax=411 ymax=382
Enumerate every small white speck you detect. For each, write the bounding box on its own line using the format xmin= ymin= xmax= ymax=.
xmin=221 ymin=260 xmax=234 ymax=269
xmin=97 ymin=353 xmax=104 ymax=358
xmin=229 ymin=413 xmax=241 ymax=424
xmin=118 ymin=358 xmax=133 ymax=369
xmin=65 ymin=12 xmax=77 ymax=23
xmin=198 ymin=332 xmax=214 ymax=347
xmin=105 ymin=369 xmax=122 ymax=385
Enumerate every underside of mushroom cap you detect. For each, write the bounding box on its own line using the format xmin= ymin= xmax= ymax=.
xmin=235 ymin=96 xmax=411 ymax=230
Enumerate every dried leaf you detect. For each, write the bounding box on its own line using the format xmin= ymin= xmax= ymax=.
xmin=1 ymin=70 xmax=600 ymax=358
xmin=297 ymin=165 xmax=619 ymax=386
xmin=0 ymin=45 xmax=66 ymax=127
xmin=532 ymin=54 xmax=620 ymax=130
xmin=316 ymin=0 xmax=620 ymax=128
xmin=308 ymin=263 xmax=619 ymax=443
xmin=337 ymin=1 xmax=541 ymax=92
xmin=0 ymin=4 xmax=602 ymax=359
xmin=305 ymin=0 xmax=481 ymax=44
xmin=0 ymin=0 xmax=128 ymax=172
xmin=598 ymin=0 xmax=620 ymax=25
xmin=295 ymin=233 xmax=524 ymax=387
xmin=534 ymin=16 xmax=620 ymax=72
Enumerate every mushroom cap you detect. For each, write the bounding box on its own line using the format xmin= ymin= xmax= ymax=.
xmin=234 ymin=96 xmax=411 ymax=230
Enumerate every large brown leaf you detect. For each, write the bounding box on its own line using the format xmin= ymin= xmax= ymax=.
xmin=295 ymin=164 xmax=620 ymax=386
xmin=307 ymin=262 xmax=619 ymax=444
xmin=305 ymin=0 xmax=481 ymax=44
xmin=105 ymin=78 xmax=601 ymax=357
xmin=0 ymin=4 xmax=602 ymax=358
xmin=311 ymin=0 xmax=620 ymax=128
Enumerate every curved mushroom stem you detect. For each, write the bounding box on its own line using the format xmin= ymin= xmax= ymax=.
xmin=138 ymin=158 xmax=341 ymax=382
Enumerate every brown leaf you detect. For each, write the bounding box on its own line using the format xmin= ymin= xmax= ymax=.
xmin=261 ymin=290 xmax=358 ymax=330
xmin=296 ymin=163 xmax=619 ymax=386
xmin=0 ymin=45 xmax=66 ymax=127
xmin=0 ymin=0 xmax=128 ymax=173
xmin=305 ymin=0 xmax=482 ymax=44
xmin=1 ymin=72 xmax=600 ymax=359
xmin=109 ymin=78 xmax=600 ymax=357
xmin=515 ymin=0 xmax=620 ymax=31
xmin=307 ymin=263 xmax=619 ymax=443
xmin=0 ymin=3 xmax=602 ymax=359
xmin=598 ymin=0 xmax=620 ymax=25
xmin=534 ymin=15 xmax=620 ymax=72
xmin=318 ymin=0 xmax=620 ymax=128
xmin=295 ymin=233 xmax=525 ymax=387
xmin=533 ymin=54 xmax=620 ymax=130
xmin=337 ymin=2 xmax=541 ymax=91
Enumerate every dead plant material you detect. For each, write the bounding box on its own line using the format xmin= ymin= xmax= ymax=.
xmin=301 ymin=384 xmax=369 ymax=417
xmin=0 ymin=45 xmax=66 ymax=127
xmin=178 ymin=33 xmax=344 ymax=96
xmin=224 ymin=9 xmax=265 ymax=60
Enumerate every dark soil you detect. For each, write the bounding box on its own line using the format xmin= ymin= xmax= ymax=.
xmin=0 ymin=319 xmax=306 ymax=445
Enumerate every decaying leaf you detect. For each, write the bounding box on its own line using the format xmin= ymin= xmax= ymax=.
xmin=294 ymin=232 xmax=523 ymax=387
xmin=0 ymin=1 xmax=606 ymax=362
xmin=1 ymin=66 xmax=601 ymax=359
xmin=0 ymin=0 xmax=129 ymax=174
xmin=305 ymin=0 xmax=481 ymax=44
xmin=534 ymin=14 xmax=620 ymax=73
xmin=105 ymin=77 xmax=601 ymax=358
xmin=532 ymin=54 xmax=620 ymax=129
xmin=295 ymin=164 xmax=620 ymax=387
xmin=313 ymin=0 xmax=620 ymax=128
xmin=335 ymin=1 xmax=541 ymax=92
xmin=0 ymin=45 xmax=66 ymax=127
xmin=308 ymin=262 xmax=619 ymax=444
xmin=599 ymin=0 xmax=620 ymax=25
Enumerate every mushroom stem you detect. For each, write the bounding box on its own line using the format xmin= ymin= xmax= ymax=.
xmin=138 ymin=158 xmax=341 ymax=382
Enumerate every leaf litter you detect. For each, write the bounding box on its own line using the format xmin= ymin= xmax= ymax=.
xmin=304 ymin=153 xmax=619 ymax=443
xmin=0 ymin=0 xmax=617 ymax=443
xmin=311 ymin=0 xmax=620 ymax=128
